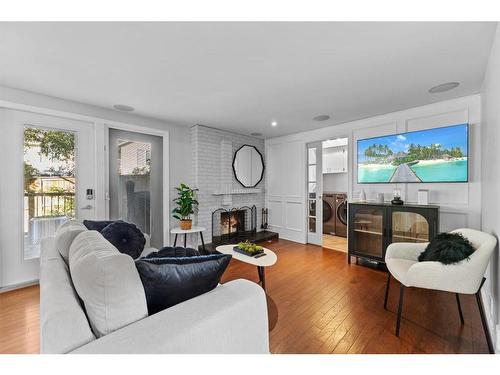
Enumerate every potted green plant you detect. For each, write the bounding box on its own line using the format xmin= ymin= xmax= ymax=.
xmin=172 ymin=183 xmax=199 ymax=230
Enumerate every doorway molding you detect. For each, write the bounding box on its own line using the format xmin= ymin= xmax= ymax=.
xmin=103 ymin=124 xmax=170 ymax=248
xmin=305 ymin=135 xmax=351 ymax=246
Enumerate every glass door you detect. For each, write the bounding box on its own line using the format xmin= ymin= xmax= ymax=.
xmin=108 ymin=128 xmax=163 ymax=249
xmin=390 ymin=210 xmax=430 ymax=244
xmin=306 ymin=142 xmax=323 ymax=245
xmin=23 ymin=127 xmax=77 ymax=260
xmin=350 ymin=205 xmax=385 ymax=259
xmin=0 ymin=109 xmax=95 ymax=288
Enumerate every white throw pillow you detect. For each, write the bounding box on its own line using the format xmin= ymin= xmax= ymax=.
xmin=69 ymin=231 xmax=148 ymax=338
xmin=55 ymin=224 xmax=87 ymax=263
xmin=57 ymin=219 xmax=85 ymax=232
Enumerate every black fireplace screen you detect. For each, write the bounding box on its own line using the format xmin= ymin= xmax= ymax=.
xmin=211 ymin=205 xmax=257 ymax=244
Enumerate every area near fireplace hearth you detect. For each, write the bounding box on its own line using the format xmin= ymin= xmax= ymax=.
xmin=190 ymin=125 xmax=277 ymax=250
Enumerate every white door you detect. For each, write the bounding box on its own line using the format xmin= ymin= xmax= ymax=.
xmin=0 ymin=109 xmax=95 ymax=288
xmin=306 ymin=142 xmax=323 ymax=245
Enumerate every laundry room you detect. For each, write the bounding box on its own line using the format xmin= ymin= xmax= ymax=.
xmin=322 ymin=137 xmax=348 ymax=252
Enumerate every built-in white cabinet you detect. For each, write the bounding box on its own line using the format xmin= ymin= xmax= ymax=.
xmin=323 ymin=145 xmax=347 ymax=174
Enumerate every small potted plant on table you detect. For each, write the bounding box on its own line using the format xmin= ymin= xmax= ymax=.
xmin=172 ymin=183 xmax=198 ymax=230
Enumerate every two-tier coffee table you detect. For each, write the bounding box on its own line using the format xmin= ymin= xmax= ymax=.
xmin=216 ymin=244 xmax=277 ymax=291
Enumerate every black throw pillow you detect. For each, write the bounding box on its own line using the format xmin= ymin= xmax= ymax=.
xmin=100 ymin=220 xmax=146 ymax=259
xmin=135 ymin=253 xmax=232 ymax=315
xmin=83 ymin=220 xmax=115 ymax=232
xmin=144 ymin=246 xmax=200 ymax=259
xmin=418 ymin=232 xmax=475 ymax=265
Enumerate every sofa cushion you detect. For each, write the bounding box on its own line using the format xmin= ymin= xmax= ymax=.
xmin=58 ymin=218 xmax=84 ymax=231
xmin=135 ymin=253 xmax=231 ymax=315
xmin=83 ymin=219 xmax=114 ymax=232
xmin=69 ymin=231 xmax=148 ymax=338
xmin=100 ymin=221 xmax=145 ymax=259
xmin=40 ymin=238 xmax=96 ymax=353
xmin=54 ymin=221 xmax=87 ymax=263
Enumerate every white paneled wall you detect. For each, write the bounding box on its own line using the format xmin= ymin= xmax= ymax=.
xmin=266 ymin=140 xmax=305 ymax=242
xmin=265 ymin=95 xmax=481 ymax=243
xmin=480 ymin=24 xmax=500 ymax=352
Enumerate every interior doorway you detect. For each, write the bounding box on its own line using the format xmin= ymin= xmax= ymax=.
xmin=322 ymin=137 xmax=349 ymax=252
xmin=307 ymin=137 xmax=349 ymax=252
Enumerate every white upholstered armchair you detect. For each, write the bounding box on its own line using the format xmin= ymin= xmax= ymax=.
xmin=384 ymin=228 xmax=497 ymax=354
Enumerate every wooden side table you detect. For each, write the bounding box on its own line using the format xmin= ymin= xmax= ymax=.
xmin=170 ymin=226 xmax=206 ymax=252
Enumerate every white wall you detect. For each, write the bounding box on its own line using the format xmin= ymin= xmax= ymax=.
xmin=265 ymin=95 xmax=481 ymax=243
xmin=323 ymin=173 xmax=348 ymax=193
xmin=480 ymin=24 xmax=500 ymax=352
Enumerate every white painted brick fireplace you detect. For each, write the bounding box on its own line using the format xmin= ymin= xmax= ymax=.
xmin=190 ymin=125 xmax=266 ymax=246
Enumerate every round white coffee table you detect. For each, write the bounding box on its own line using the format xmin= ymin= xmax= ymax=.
xmin=216 ymin=244 xmax=277 ymax=291
xmin=171 ymin=226 xmax=206 ymax=252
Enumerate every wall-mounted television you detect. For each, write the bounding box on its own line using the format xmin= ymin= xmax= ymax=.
xmin=357 ymin=123 xmax=469 ymax=183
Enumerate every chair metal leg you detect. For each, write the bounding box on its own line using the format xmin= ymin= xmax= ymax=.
xmin=455 ymin=293 xmax=464 ymax=325
xmin=476 ymin=278 xmax=495 ymax=354
xmin=384 ymin=272 xmax=391 ymax=310
xmin=395 ymin=284 xmax=405 ymax=337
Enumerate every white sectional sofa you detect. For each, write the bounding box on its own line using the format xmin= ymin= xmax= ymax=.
xmin=39 ymin=222 xmax=269 ymax=354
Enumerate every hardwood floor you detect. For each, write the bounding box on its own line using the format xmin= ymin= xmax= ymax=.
xmin=0 ymin=238 xmax=489 ymax=354
xmin=222 ymin=239 xmax=489 ymax=354
xmin=322 ymin=234 xmax=347 ymax=252
xmin=0 ymin=284 xmax=39 ymax=354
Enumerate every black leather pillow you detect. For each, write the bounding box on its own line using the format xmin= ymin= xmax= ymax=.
xmin=144 ymin=246 xmax=200 ymax=259
xmin=418 ymin=232 xmax=475 ymax=265
xmin=100 ymin=220 xmax=146 ymax=259
xmin=135 ymin=253 xmax=232 ymax=314
xmin=83 ymin=220 xmax=115 ymax=232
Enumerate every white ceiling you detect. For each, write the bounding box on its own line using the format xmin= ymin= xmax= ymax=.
xmin=0 ymin=22 xmax=496 ymax=138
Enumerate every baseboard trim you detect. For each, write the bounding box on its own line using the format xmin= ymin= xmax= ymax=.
xmin=0 ymin=279 xmax=39 ymax=294
xmin=481 ymin=287 xmax=498 ymax=353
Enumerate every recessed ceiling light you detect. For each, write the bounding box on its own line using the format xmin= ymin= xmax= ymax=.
xmin=251 ymin=132 xmax=263 ymax=137
xmin=113 ymin=104 xmax=135 ymax=112
xmin=428 ymin=82 xmax=460 ymax=94
xmin=313 ymin=115 xmax=330 ymax=122
xmin=271 ymin=121 xmax=278 ymax=127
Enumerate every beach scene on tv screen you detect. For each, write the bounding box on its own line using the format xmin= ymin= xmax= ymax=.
xmin=357 ymin=124 xmax=468 ymax=183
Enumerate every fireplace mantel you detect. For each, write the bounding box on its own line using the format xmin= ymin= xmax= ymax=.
xmin=212 ymin=188 xmax=262 ymax=195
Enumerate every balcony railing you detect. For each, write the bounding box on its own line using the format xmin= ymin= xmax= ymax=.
xmin=24 ymin=192 xmax=75 ymax=259
xmin=24 ymin=192 xmax=75 ymax=218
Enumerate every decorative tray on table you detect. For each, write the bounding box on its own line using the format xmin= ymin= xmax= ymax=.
xmin=233 ymin=240 xmax=265 ymax=257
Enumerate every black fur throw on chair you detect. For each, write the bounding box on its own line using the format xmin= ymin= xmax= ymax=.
xmin=418 ymin=232 xmax=475 ymax=265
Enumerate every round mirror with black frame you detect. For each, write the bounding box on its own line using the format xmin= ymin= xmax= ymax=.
xmin=232 ymin=145 xmax=265 ymax=188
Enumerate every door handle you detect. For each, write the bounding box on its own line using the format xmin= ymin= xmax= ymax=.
xmin=80 ymin=205 xmax=93 ymax=210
